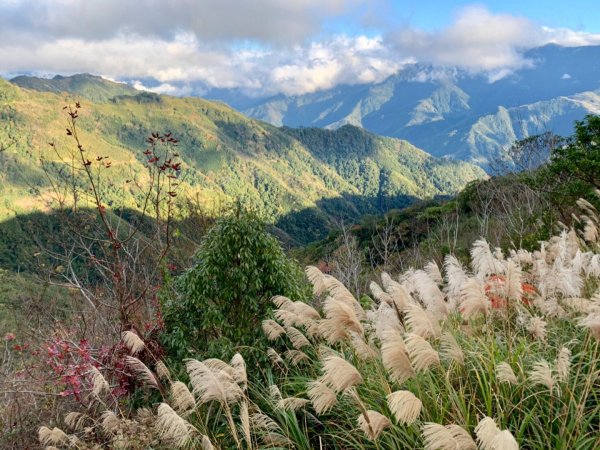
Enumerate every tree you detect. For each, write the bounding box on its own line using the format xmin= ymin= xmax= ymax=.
xmin=161 ymin=206 xmax=310 ymax=362
xmin=549 ymin=115 xmax=600 ymax=190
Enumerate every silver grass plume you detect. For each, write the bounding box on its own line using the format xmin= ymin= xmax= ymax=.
xmin=350 ymin=332 xmax=378 ymax=360
xmin=38 ymin=426 xmax=69 ymax=446
xmin=307 ymin=380 xmax=337 ymax=414
xmin=387 ymin=390 xmax=422 ymax=425
xmin=285 ymin=326 xmax=311 ymax=349
xmin=121 ymin=330 xmax=145 ymax=355
xmin=305 ymin=266 xmax=327 ymax=296
xmin=230 ymin=353 xmax=248 ymax=391
xmin=380 ymin=329 xmax=415 ymax=383
xmin=239 ymin=401 xmax=251 ymax=450
xmin=460 ymin=278 xmax=489 ymax=320
xmin=527 ymin=316 xmax=547 ymax=342
xmin=504 ymin=260 xmax=523 ymax=300
xmin=445 ymin=424 xmax=476 ymax=449
xmin=409 ymin=270 xmax=448 ymax=319
xmin=425 ymin=260 xmax=444 ymax=284
xmin=124 ymin=356 xmax=159 ymax=389
xmin=277 ymin=397 xmax=310 ymax=411
xmin=528 ymin=359 xmax=556 ymax=393
xmin=475 ymin=416 xmax=501 ymax=450
xmin=155 ymin=403 xmax=193 ymax=448
xmin=405 ymin=303 xmax=441 ymax=339
xmin=171 ymin=381 xmax=195 ymax=413
xmin=321 ymin=354 xmax=363 ymax=393
xmin=267 ymin=348 xmax=284 ymax=365
xmin=381 ymin=271 xmax=413 ymax=311
xmin=556 ymin=347 xmax=571 ymax=382
xmin=357 ymin=410 xmax=391 ymax=441
xmin=284 ymin=349 xmax=310 ymax=365
xmin=491 ymin=430 xmax=519 ymax=450
xmin=64 ymin=412 xmax=87 ymax=431
xmin=471 ymin=239 xmax=504 ymax=281
xmin=321 ymin=296 xmax=364 ymax=343
xmin=89 ymin=366 xmax=109 ymax=396
xmin=370 ymin=280 xmax=394 ymax=305
xmin=404 ymin=333 xmax=440 ymax=372
xmin=262 ymin=319 xmax=286 ymax=341
xmin=579 ymin=313 xmax=600 ymax=339
xmin=421 ymin=422 xmax=458 ymax=450
xmin=440 ymin=332 xmax=464 ymax=365
xmin=101 ymin=411 xmax=121 ymax=434
xmin=185 ymin=359 xmax=243 ymax=405
xmin=443 ymin=255 xmax=468 ymax=309
xmin=496 ymin=362 xmax=518 ymax=385
xmin=155 ymin=360 xmax=171 ymax=382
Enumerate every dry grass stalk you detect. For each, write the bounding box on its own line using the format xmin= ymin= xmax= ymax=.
xmin=307 ymin=380 xmax=337 ymax=414
xmin=64 ymin=412 xmax=87 ymax=431
xmin=38 ymin=426 xmax=69 ymax=446
xmin=155 ymin=403 xmax=193 ymax=448
xmin=357 ymin=410 xmax=391 ymax=441
xmin=386 ymin=390 xmax=422 ymax=425
xmin=496 ymin=362 xmax=518 ymax=385
xmin=239 ymin=401 xmax=251 ymax=450
xmin=122 ymin=330 xmax=145 ymax=354
xmin=321 ymin=355 xmax=363 ymax=393
xmin=555 ymin=347 xmax=571 ymax=382
xmin=101 ymin=410 xmax=121 ymax=434
xmin=405 ymin=333 xmax=440 ymax=372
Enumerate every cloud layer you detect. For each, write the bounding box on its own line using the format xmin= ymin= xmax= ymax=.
xmin=1 ymin=2 xmax=600 ymax=96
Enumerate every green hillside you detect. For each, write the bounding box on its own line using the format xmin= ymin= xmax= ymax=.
xmin=0 ymin=75 xmax=484 ymax=244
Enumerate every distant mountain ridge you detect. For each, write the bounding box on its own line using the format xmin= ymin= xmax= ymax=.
xmin=0 ymin=76 xmax=483 ymax=244
xmin=205 ymin=44 xmax=600 ymax=168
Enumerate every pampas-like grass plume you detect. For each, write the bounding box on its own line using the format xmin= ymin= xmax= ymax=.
xmin=446 ymin=424 xmax=477 ymax=449
xmin=305 ymin=266 xmax=327 ymax=296
xmin=440 ymin=332 xmax=464 ymax=365
xmin=387 ymin=390 xmax=422 ymax=425
xmin=277 ymin=397 xmax=310 ymax=411
xmin=528 ymin=359 xmax=555 ymax=392
xmin=285 ymin=326 xmax=311 ymax=349
xmin=471 ymin=239 xmax=504 ymax=280
xmin=405 ymin=303 xmax=441 ymax=339
xmin=262 ymin=319 xmax=286 ymax=341
xmin=185 ymin=359 xmax=243 ymax=405
xmin=475 ymin=416 xmax=501 ymax=450
xmin=284 ymin=349 xmax=310 ymax=366
xmin=307 ymin=380 xmax=337 ymax=414
xmin=101 ymin=410 xmax=121 ymax=434
xmin=267 ymin=348 xmax=284 ymax=365
xmin=64 ymin=412 xmax=87 ymax=431
xmin=357 ymin=410 xmax=391 ymax=441
xmin=274 ymin=308 xmax=301 ymax=328
xmin=124 ymin=356 xmax=159 ymax=389
xmin=230 ymin=353 xmax=247 ymax=391
xmin=409 ymin=270 xmax=448 ymax=319
xmin=350 ymin=332 xmax=378 ymax=360
xmin=121 ymin=330 xmax=145 ymax=354
xmin=171 ymin=381 xmax=196 ymax=413
xmin=321 ymin=296 xmax=364 ymax=343
xmin=370 ymin=281 xmax=394 ymax=305
xmin=444 ymin=255 xmax=468 ymax=309
xmin=421 ymin=422 xmax=458 ymax=450
xmin=89 ymin=365 xmax=109 ymax=396
xmin=579 ymin=313 xmax=600 ymax=339
xmin=425 ymin=260 xmax=444 ymax=284
xmin=321 ymin=355 xmax=363 ymax=393
xmin=460 ymin=278 xmax=489 ymax=320
xmin=504 ymin=260 xmax=523 ymax=300
xmin=555 ymin=347 xmax=571 ymax=382
xmin=490 ymin=430 xmax=519 ymax=450
xmin=405 ymin=333 xmax=440 ymax=372
xmin=155 ymin=403 xmax=193 ymax=448
xmin=38 ymin=426 xmax=69 ymax=446
xmin=156 ymin=360 xmax=171 ymax=382
xmin=381 ymin=271 xmax=413 ymax=311
xmin=239 ymin=401 xmax=251 ymax=450
xmin=380 ymin=329 xmax=415 ymax=383
xmin=528 ymin=316 xmax=547 ymax=342
xmin=496 ymin=362 xmax=518 ymax=385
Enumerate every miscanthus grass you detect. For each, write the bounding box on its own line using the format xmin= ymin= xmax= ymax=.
xmin=40 ymin=201 xmax=600 ymax=449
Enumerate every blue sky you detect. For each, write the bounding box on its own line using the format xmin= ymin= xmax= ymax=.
xmin=1 ymin=1 xmax=599 ymax=96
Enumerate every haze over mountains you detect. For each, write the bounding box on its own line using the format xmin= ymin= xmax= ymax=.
xmin=205 ymin=44 xmax=600 ymax=167
xmin=1 ymin=76 xmax=483 ymax=244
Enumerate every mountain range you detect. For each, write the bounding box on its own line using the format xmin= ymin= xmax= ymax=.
xmin=0 ymin=76 xmax=483 ymax=244
xmin=204 ymin=44 xmax=600 ymax=168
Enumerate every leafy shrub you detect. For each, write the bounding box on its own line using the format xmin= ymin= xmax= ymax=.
xmin=161 ymin=206 xmax=310 ymax=362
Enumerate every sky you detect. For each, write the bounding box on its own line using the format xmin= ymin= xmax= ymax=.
xmin=1 ymin=0 xmax=599 ymax=97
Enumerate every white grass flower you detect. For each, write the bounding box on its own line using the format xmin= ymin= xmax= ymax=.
xmin=446 ymin=424 xmax=476 ymax=449
xmin=321 ymin=355 xmax=362 ymax=393
xmin=277 ymin=397 xmax=310 ymax=411
xmin=38 ymin=426 xmax=69 ymax=446
xmin=475 ymin=416 xmax=501 ymax=450
xmin=490 ymin=429 xmax=519 ymax=450
xmin=124 ymin=356 xmax=159 ymax=389
xmin=405 ymin=303 xmax=441 ymax=339
xmin=579 ymin=313 xmax=600 ymax=339
xmin=121 ymin=330 xmax=145 ymax=354
xmin=262 ymin=319 xmax=286 ymax=340
xmin=380 ymin=330 xmax=415 ymax=384
xmin=405 ymin=333 xmax=440 ymax=372
xmin=421 ymin=422 xmax=457 ymax=450
xmin=307 ymin=380 xmax=337 ymax=414
xmin=528 ymin=359 xmax=555 ymax=392
xmin=357 ymin=410 xmax=391 ymax=441
xmin=285 ymin=326 xmax=311 ymax=349
xmin=460 ymin=278 xmax=489 ymax=320
xmin=155 ymin=403 xmax=193 ymax=448
xmin=496 ymin=362 xmax=518 ymax=385
xmin=527 ymin=316 xmax=547 ymax=342
xmin=284 ymin=349 xmax=309 ymax=366
xmin=387 ymin=390 xmax=422 ymax=425
xmin=555 ymin=347 xmax=571 ymax=382
xmin=89 ymin=366 xmax=109 ymax=396
xmin=171 ymin=381 xmax=195 ymax=413
xmin=440 ymin=332 xmax=464 ymax=365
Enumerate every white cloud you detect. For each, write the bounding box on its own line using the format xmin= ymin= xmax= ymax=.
xmin=1 ymin=3 xmax=600 ymax=96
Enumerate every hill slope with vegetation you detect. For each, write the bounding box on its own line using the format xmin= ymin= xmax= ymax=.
xmin=0 ymin=75 xmax=483 ymax=245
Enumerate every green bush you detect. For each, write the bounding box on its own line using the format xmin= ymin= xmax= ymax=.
xmin=161 ymin=205 xmax=310 ymax=363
